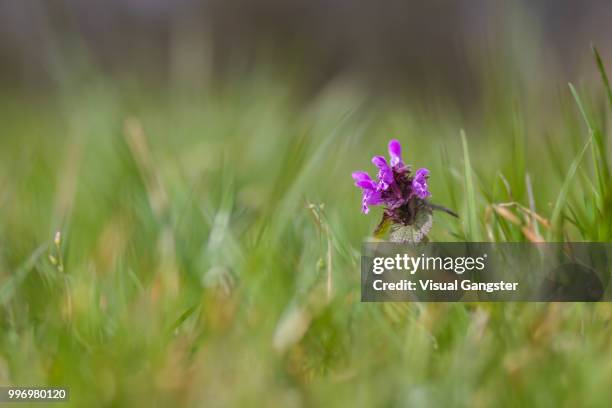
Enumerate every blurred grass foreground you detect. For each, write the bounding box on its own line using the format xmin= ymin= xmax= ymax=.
xmin=2 ymin=2 xmax=612 ymax=407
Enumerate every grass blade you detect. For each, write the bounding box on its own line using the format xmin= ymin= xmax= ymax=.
xmin=593 ymin=45 xmax=612 ymax=108
xmin=548 ymin=135 xmax=592 ymax=240
xmin=0 ymin=244 xmax=48 ymax=307
xmin=461 ymin=130 xmax=481 ymax=241
xmin=568 ymin=82 xmax=609 ymax=210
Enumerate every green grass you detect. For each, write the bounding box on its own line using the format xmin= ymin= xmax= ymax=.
xmin=1 ymin=52 xmax=612 ymax=407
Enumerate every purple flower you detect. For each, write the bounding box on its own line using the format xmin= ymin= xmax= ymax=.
xmin=412 ymin=168 xmax=431 ymax=199
xmin=352 ymin=139 xmax=431 ymax=214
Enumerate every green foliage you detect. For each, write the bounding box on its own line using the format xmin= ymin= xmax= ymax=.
xmin=1 ymin=54 xmax=612 ymax=407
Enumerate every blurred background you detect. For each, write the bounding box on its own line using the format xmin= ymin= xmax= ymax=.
xmin=2 ymin=1 xmax=612 ymax=407
xmin=2 ymin=0 xmax=612 ymax=104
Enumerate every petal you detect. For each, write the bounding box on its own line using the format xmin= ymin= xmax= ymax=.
xmin=372 ymin=156 xmax=394 ymax=188
xmin=371 ymin=155 xmax=389 ymax=170
xmin=415 ymin=188 xmax=430 ymax=200
xmin=415 ymin=168 xmax=430 ymax=178
xmin=361 ymin=190 xmax=383 ymax=214
xmin=365 ymin=190 xmax=383 ymax=205
xmin=388 ymin=139 xmax=403 ymax=167
xmin=356 ymin=179 xmax=376 ymax=190
xmin=361 ymin=193 xmax=371 ymax=214
xmin=352 ymin=171 xmax=376 ymax=190
xmin=412 ymin=168 xmax=431 ymax=199
xmin=352 ymin=171 xmax=372 ymax=183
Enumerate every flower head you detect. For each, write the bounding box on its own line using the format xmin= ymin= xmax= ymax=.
xmin=351 ymin=139 xmax=431 ymax=217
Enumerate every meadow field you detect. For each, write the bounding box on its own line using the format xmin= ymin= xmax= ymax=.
xmin=1 ymin=39 xmax=612 ymax=407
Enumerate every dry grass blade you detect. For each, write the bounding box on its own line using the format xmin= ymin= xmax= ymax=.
xmin=486 ymin=202 xmax=550 ymax=242
xmin=124 ymin=117 xmax=170 ymax=219
xmin=306 ymin=202 xmax=334 ymax=302
xmin=492 ymin=205 xmax=521 ymax=225
xmin=124 ymin=117 xmax=180 ymax=298
xmin=521 ymin=226 xmax=544 ymax=243
xmin=52 ymin=142 xmax=82 ymax=233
